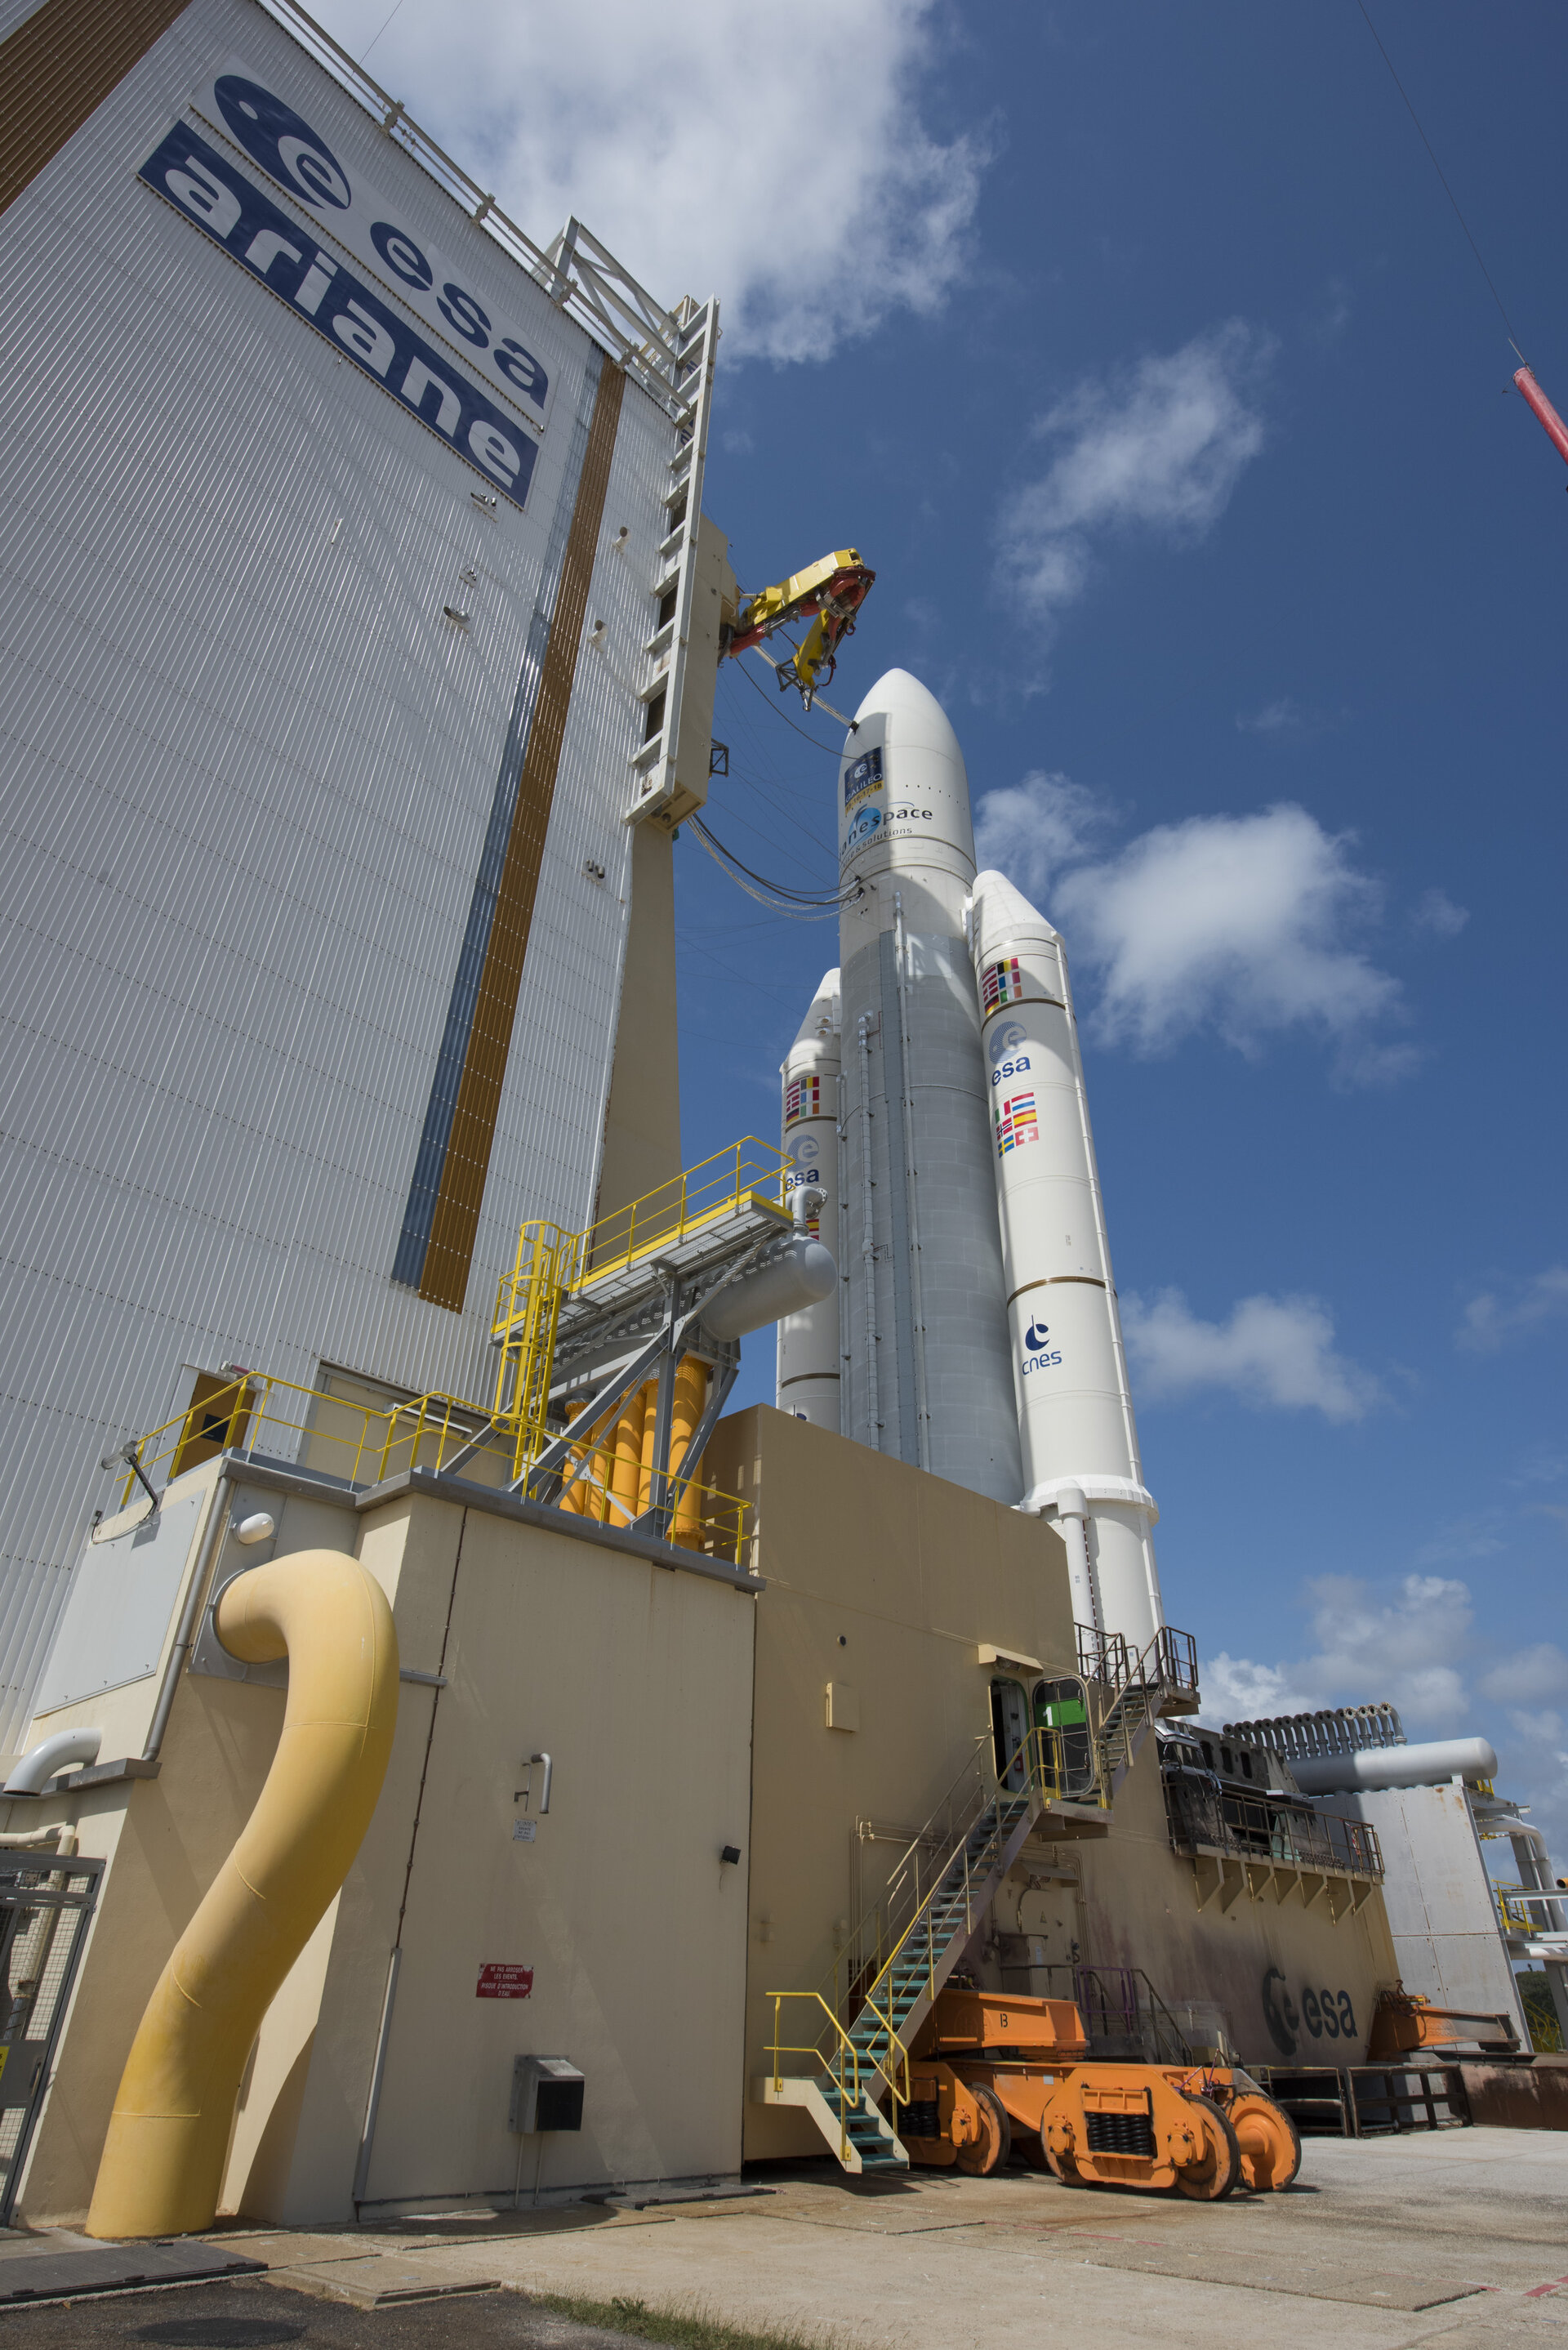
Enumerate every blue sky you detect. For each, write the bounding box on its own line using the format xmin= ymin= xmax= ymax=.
xmin=323 ymin=0 xmax=1567 ymax=1860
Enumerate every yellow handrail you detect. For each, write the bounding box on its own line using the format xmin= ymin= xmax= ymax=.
xmin=764 ymin=1991 xmax=865 ymax=2166
xmin=840 ymin=1723 xmax=1073 ymax=2037
xmin=113 ymin=1370 xmax=753 ymax=1567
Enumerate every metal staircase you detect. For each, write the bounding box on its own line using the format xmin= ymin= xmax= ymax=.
xmin=759 ymin=1625 xmax=1202 ymax=2174
xmin=1080 ymin=1625 xmax=1200 ymax=1796
xmin=758 ymin=1732 xmax=1062 ymax=2172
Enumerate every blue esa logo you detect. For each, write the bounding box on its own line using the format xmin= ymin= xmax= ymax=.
xmin=215 ymin=74 xmax=351 ymax=208
xmin=1021 ymin=1318 xmax=1062 ymax=1375
xmin=991 ymin=1051 xmax=1031 ymax=1088
xmin=140 ymin=126 xmax=536 ymax=510
xmin=990 ymin=1021 xmax=1026 ymax=1055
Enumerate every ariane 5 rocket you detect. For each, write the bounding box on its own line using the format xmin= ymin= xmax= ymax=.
xmin=776 ymin=668 xmax=1164 ymax=1652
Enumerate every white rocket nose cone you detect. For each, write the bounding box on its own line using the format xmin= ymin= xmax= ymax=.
xmin=840 ymin=668 xmax=975 ymax=880
xmin=849 ymin=667 xmax=965 ymax=761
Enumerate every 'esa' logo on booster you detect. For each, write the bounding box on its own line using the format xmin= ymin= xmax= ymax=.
xmin=1021 ymin=1318 xmax=1061 ymax=1375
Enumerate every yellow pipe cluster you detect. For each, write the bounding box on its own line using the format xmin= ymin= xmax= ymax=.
xmin=87 ymin=1550 xmax=399 ymax=2239
xmin=559 ymin=1356 xmax=707 ymax=1543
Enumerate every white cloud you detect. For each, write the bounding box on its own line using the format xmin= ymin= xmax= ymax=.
xmin=997 ymin=321 xmax=1272 ymax=625
xmin=1203 ymin=1652 xmax=1315 ymax=1721
xmin=1235 ymin=698 xmax=1307 ymax=736
xmin=1125 ymin=1287 xmax=1383 ymax=1421
xmin=1207 ymin=1574 xmax=1474 ymax=1737
xmin=972 ymin=771 xmax=1116 ymax=901
xmin=1054 ymin=803 xmax=1405 ymax=1072
xmin=1411 ymin=887 xmax=1469 ymax=939
xmin=318 ymin=0 xmax=984 ymax=361
xmin=1457 ymin=1266 xmax=1568 ymax=1353
xmin=1481 ymin=1645 xmax=1568 ymax=1705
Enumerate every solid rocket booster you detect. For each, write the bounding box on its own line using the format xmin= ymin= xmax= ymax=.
xmin=970 ymin=868 xmax=1165 ymax=1654
xmin=777 ymin=969 xmax=843 ymax=1429
xmin=838 ymin=672 xmax=1022 ymax=1501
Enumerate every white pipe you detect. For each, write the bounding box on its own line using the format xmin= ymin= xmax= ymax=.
xmin=4 ymin=1727 xmax=102 ymax=1796
xmin=1051 ymin=1485 xmax=1102 ymax=1642
xmin=1290 ymin=1736 xmax=1497 ymax=1795
xmin=893 ymin=893 xmax=931 ymax=1472
xmin=701 ymin=1236 xmax=836 ymax=1341
xmin=857 ymin=1015 xmax=880 ymax=1449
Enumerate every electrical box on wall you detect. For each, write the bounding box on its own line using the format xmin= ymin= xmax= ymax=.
xmin=510 ymin=2053 xmax=585 ymax=2133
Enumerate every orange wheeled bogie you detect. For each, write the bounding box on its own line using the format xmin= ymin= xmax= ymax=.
xmin=898 ymin=1988 xmax=1299 ymax=2196
xmin=900 ymin=2059 xmax=1298 ymax=2196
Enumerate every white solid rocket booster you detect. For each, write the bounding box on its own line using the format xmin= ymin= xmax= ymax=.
xmin=970 ymin=869 xmax=1165 ymax=1654
xmin=776 ymin=969 xmax=843 ymax=1430
xmin=837 ymin=673 xmax=1022 ymax=1501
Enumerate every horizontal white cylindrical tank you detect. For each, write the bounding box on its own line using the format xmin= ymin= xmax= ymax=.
xmin=775 ymin=970 xmax=843 ymax=1429
xmin=837 ymin=673 xmax=1021 ymax=1501
xmin=969 ymin=868 xmax=1162 ymax=1652
xmin=1290 ymin=1737 xmax=1499 ymax=1795
xmin=706 ymin=1235 xmax=836 ymax=1344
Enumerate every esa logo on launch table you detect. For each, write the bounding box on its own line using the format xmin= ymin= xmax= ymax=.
xmin=1021 ymin=1318 xmax=1062 ymax=1375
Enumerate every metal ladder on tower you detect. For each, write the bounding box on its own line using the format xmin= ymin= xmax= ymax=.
xmin=758 ymin=1728 xmax=1067 ymax=2173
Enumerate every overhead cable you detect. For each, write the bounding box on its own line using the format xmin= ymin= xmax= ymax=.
xmin=686 ymin=816 xmax=849 ymax=921
xmin=1354 ymin=0 xmax=1525 ymax=356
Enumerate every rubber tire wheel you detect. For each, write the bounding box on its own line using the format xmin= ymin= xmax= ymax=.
xmin=1174 ymin=2092 xmax=1241 ymax=2201
xmin=956 ymin=2085 xmax=1012 ymax=2177
xmin=1227 ymin=2092 xmax=1303 ymax=2192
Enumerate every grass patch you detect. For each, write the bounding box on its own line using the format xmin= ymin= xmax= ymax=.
xmin=534 ymin=2290 xmax=841 ymax=2350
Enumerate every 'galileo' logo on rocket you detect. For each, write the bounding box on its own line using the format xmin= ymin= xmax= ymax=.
xmin=843 ymin=746 xmax=884 ymax=808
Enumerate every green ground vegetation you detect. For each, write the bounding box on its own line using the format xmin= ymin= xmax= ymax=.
xmin=536 ymin=2290 xmax=844 ymax=2350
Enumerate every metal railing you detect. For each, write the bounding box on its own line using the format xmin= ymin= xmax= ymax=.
xmin=764 ymin=1992 xmax=871 ymax=2166
xmin=1164 ymin=1778 xmax=1384 ymax=1880
xmin=1077 ymin=1621 xmax=1200 ymax=1697
xmin=256 ymin=0 xmax=706 ymax=417
xmin=812 ymin=1720 xmax=1077 ymax=2094
xmin=114 ymin=1370 xmax=752 ymax=1566
xmin=1495 ymin=1884 xmax=1568 ymax=1935
xmin=1020 ymin=1962 xmax=1197 ymax=2065
xmin=570 ymin=1138 xmax=789 ymax=1292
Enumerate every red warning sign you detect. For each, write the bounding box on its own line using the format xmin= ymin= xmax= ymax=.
xmin=476 ymin=1963 xmax=534 ymax=2000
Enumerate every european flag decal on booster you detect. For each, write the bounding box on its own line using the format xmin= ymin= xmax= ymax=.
xmin=138 ymin=125 xmax=538 ymax=511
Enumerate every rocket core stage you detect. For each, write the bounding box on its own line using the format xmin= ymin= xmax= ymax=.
xmin=776 ymin=667 xmax=1165 ymax=1654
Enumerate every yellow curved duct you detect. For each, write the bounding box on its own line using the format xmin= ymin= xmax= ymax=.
xmin=87 ymin=1549 xmax=399 ymax=2239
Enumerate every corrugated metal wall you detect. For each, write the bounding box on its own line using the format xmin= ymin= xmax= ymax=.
xmin=0 ymin=0 xmax=679 ymax=1746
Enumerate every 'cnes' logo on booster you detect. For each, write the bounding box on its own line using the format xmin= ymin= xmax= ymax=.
xmin=216 ymin=75 xmax=351 ymax=208
xmin=1021 ymin=1318 xmax=1061 ymax=1375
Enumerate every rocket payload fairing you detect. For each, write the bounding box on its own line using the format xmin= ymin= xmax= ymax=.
xmin=970 ymin=871 xmax=1164 ymax=1651
xmin=777 ymin=970 xmax=843 ymax=1429
xmin=834 ymin=671 xmax=1022 ymax=1502
xmin=776 ymin=667 xmax=1165 ymax=1655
